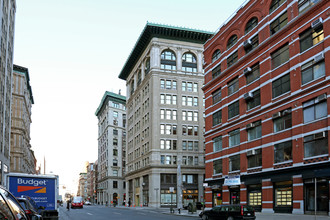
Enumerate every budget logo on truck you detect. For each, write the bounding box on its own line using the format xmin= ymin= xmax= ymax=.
xmin=9 ymin=176 xmax=56 ymax=210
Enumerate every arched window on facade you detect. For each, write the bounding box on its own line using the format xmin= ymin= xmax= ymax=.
xmin=182 ymin=53 xmax=197 ymax=73
xmin=245 ymin=17 xmax=258 ymax=34
xmin=161 ymin=50 xmax=176 ymax=70
xmin=227 ymin=35 xmax=238 ymax=49
xmin=270 ymin=0 xmax=285 ymax=13
xmin=212 ymin=49 xmax=221 ymax=63
xmin=145 ymin=58 xmax=150 ymax=75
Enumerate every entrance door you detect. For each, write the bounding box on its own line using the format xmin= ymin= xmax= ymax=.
xmin=230 ymin=188 xmax=240 ymax=204
xmin=305 ymin=180 xmax=329 ymax=213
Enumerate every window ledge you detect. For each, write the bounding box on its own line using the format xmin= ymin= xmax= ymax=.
xmin=228 ymin=170 xmax=240 ymax=174
xmin=246 ymin=105 xmax=261 ymax=113
xmin=272 ymin=91 xmax=291 ymax=101
xmin=247 ymin=166 xmax=262 ymax=171
xmin=301 ymin=76 xmax=326 ymax=88
xmin=300 ymin=41 xmax=324 ymax=55
xmin=303 ymin=154 xmax=328 ymax=160
xmin=274 ymin=127 xmax=292 ymax=134
xmin=304 ymin=116 xmax=327 ymax=125
xmin=273 ymin=160 xmax=293 ymax=166
xmin=247 ymin=137 xmax=262 ymax=142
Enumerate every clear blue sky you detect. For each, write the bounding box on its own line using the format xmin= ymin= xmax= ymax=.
xmin=14 ymin=0 xmax=246 ymax=193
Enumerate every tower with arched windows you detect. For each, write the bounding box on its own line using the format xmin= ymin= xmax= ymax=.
xmin=118 ymin=22 xmax=213 ymax=208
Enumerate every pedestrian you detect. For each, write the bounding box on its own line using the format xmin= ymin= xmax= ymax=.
xmin=66 ymin=200 xmax=70 ymax=211
xmin=128 ymin=198 xmax=131 ymax=207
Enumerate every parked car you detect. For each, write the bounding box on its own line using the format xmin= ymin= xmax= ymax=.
xmin=17 ymin=196 xmax=43 ymax=220
xmin=71 ymin=196 xmax=83 ymax=208
xmin=199 ymin=204 xmax=255 ymax=220
xmin=0 ymin=185 xmax=28 ymax=220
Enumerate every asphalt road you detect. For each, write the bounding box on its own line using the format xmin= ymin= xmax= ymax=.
xmin=59 ymin=205 xmax=200 ymax=220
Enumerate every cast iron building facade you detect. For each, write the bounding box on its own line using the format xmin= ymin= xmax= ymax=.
xmin=95 ymin=91 xmax=126 ymax=205
xmin=119 ymin=23 xmax=212 ymax=208
xmin=203 ymin=0 xmax=329 ymax=215
xmin=0 ymin=0 xmax=16 ymax=185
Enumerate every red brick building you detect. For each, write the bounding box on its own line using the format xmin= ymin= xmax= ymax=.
xmin=203 ymin=0 xmax=329 ymax=215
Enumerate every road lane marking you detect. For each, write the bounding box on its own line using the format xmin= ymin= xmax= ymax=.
xmin=87 ymin=213 xmax=93 ymax=215
xmin=114 ymin=212 xmax=122 ymax=215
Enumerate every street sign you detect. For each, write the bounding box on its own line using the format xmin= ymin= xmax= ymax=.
xmin=224 ymin=176 xmax=241 ymax=186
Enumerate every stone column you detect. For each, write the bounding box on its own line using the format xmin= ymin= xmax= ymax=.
xmin=262 ymin=179 xmax=274 ymax=213
xmin=177 ymin=47 xmax=182 ymax=71
xmin=149 ymin=172 xmax=160 ymax=208
xmin=151 ymin=43 xmax=160 ymax=69
xmin=197 ymin=50 xmax=203 ymax=73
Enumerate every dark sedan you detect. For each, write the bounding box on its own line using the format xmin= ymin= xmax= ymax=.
xmin=17 ymin=196 xmax=43 ymax=220
xmin=199 ymin=204 xmax=256 ymax=220
xmin=0 ymin=185 xmax=28 ymax=220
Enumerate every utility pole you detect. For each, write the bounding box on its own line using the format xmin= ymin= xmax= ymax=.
xmin=177 ymin=158 xmax=182 ymax=210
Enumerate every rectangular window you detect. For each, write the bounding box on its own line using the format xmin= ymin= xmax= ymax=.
xmin=187 ymin=111 xmax=193 ymax=121
xmin=212 ymin=110 xmax=222 ymax=126
xmin=270 ymin=12 xmax=288 ymax=35
xmin=182 ymin=111 xmax=186 ymax=121
xmin=113 ymin=149 xmax=118 ymax=156
xmin=303 ymin=94 xmax=327 ymax=123
xmin=187 ymin=97 xmax=193 ymax=106
xmin=274 ymin=141 xmax=292 ymax=163
xmin=247 ymin=120 xmax=262 ymax=141
xmin=182 ymin=82 xmax=186 ymax=91
xmin=113 ymin=129 xmax=118 ymax=135
xmin=113 ymin=181 xmax=118 ymax=188
xmin=166 ymin=95 xmax=171 ymax=104
xmin=165 ymin=125 xmax=171 ymax=135
xmin=165 ymin=110 xmax=171 ymax=120
xmin=275 ymin=183 xmax=292 ymax=207
xmin=304 ymin=131 xmax=328 ymax=158
xmin=187 ymin=82 xmax=193 ymax=92
xmin=229 ymin=129 xmax=240 ymax=147
xmin=194 ymin=142 xmax=199 ymax=151
xmin=160 ymin=79 xmax=165 ymax=89
xmin=182 ymin=96 xmax=186 ymax=106
xmin=246 ymin=89 xmax=261 ymax=110
xmin=247 ymin=149 xmax=262 ymax=168
xmin=194 ymin=126 xmax=198 ymax=136
xmin=213 ymin=136 xmax=222 ymax=152
xmin=245 ymin=34 xmax=259 ymax=54
xmin=271 ymin=44 xmax=289 ymax=69
xmin=160 ymin=140 xmax=165 ymax=149
xmin=160 ymin=125 xmax=165 ymax=134
xmin=273 ymin=109 xmax=292 ymax=132
xmin=188 ymin=141 xmax=193 ymax=151
xmin=173 ymin=110 xmax=177 ymax=120
xmin=228 ymin=101 xmax=240 ymax=119
xmin=300 ymin=28 xmax=324 ymax=52
xmin=272 ymin=74 xmax=290 ymax=98
xmin=229 ymin=155 xmax=240 ymax=172
xmin=228 ymin=77 xmax=239 ymax=96
xmin=246 ymin=63 xmax=260 ymax=84
xmin=166 ymin=80 xmax=172 ymax=89
xmin=193 ymin=83 xmax=198 ymax=92
xmin=298 ymin=0 xmax=321 ymax=14
xmin=227 ymin=51 xmax=238 ymax=68
xmin=160 ymin=94 xmax=165 ymax=104
xmin=193 ymin=112 xmax=198 ymax=121
xmin=172 ymin=95 xmax=177 ymax=105
xmin=182 ymin=141 xmax=187 ymax=150
xmin=193 ymin=97 xmax=198 ymax=106
xmin=301 ymin=61 xmax=325 ymax=85
xmin=212 ymin=64 xmax=221 ymax=79
xmin=188 ymin=126 xmax=193 ymax=135
xmin=212 ymin=88 xmax=222 ymax=104
xmin=213 ymin=159 xmax=222 ymax=174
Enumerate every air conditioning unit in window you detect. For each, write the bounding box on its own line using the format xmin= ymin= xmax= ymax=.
xmin=316 ymin=94 xmax=327 ymax=103
xmin=314 ymin=131 xmax=326 ymax=140
xmin=282 ymin=109 xmax=292 ymax=116
xmin=243 ymin=67 xmax=252 ymax=75
xmin=244 ymin=92 xmax=253 ymax=100
xmin=311 ymin=18 xmax=323 ymax=31
xmin=243 ymin=39 xmax=252 ymax=49
xmin=314 ymin=53 xmax=324 ymax=63
xmin=246 ymin=149 xmax=256 ymax=156
xmin=246 ymin=123 xmax=254 ymax=129
xmin=272 ymin=112 xmax=281 ymax=119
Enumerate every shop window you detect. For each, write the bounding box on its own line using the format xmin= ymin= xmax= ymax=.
xmin=228 ymin=101 xmax=240 ymax=119
xmin=247 ymin=120 xmax=262 ymax=141
xmin=212 ymin=88 xmax=222 ymax=104
xmin=213 ymin=159 xmax=222 ymax=175
xmin=113 ymin=181 xmax=118 ymax=189
xmin=303 ymin=94 xmax=327 ymax=123
xmin=227 ymin=35 xmax=238 ymax=49
xmin=229 ymin=154 xmax=240 ymax=172
xmin=300 ymin=28 xmax=324 ymax=52
xmin=274 ymin=141 xmax=292 ymax=163
xmin=246 ymin=89 xmax=261 ymax=110
xmin=273 ymin=109 xmax=292 ymax=132
xmin=227 ymin=51 xmax=238 ymax=68
xmin=271 ymin=43 xmax=289 ymax=69
xmin=245 ymin=63 xmax=260 ymax=84
xmin=244 ymin=34 xmax=259 ymax=54
xmin=212 ymin=110 xmax=222 ymax=126
xmin=212 ymin=64 xmax=221 ymax=79
xmin=228 ymin=77 xmax=239 ymax=96
xmin=182 ymin=53 xmax=197 ymax=73
xmin=229 ymin=129 xmax=240 ymax=147
xmin=270 ymin=12 xmax=287 ymax=35
xmin=270 ymin=0 xmax=286 ymax=13
xmin=245 ymin=17 xmax=258 ymax=34
xmin=275 ymin=181 xmax=292 ymax=207
xmin=213 ymin=136 xmax=222 ymax=152
xmin=272 ymin=73 xmax=290 ymax=98
xmin=301 ymin=60 xmax=325 ymax=85
xmin=248 ymin=191 xmax=262 ymax=206
xmin=161 ymin=50 xmax=176 ymax=70
xmin=212 ymin=49 xmax=221 ymax=63
xmin=304 ymin=131 xmax=328 ymax=158
xmin=298 ymin=0 xmax=321 ymax=14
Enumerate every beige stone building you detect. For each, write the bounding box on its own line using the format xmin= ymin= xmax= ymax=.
xmin=0 ymin=0 xmax=16 ymax=185
xmin=10 ymin=65 xmax=36 ymax=174
xmin=119 ymin=23 xmax=213 ymax=208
